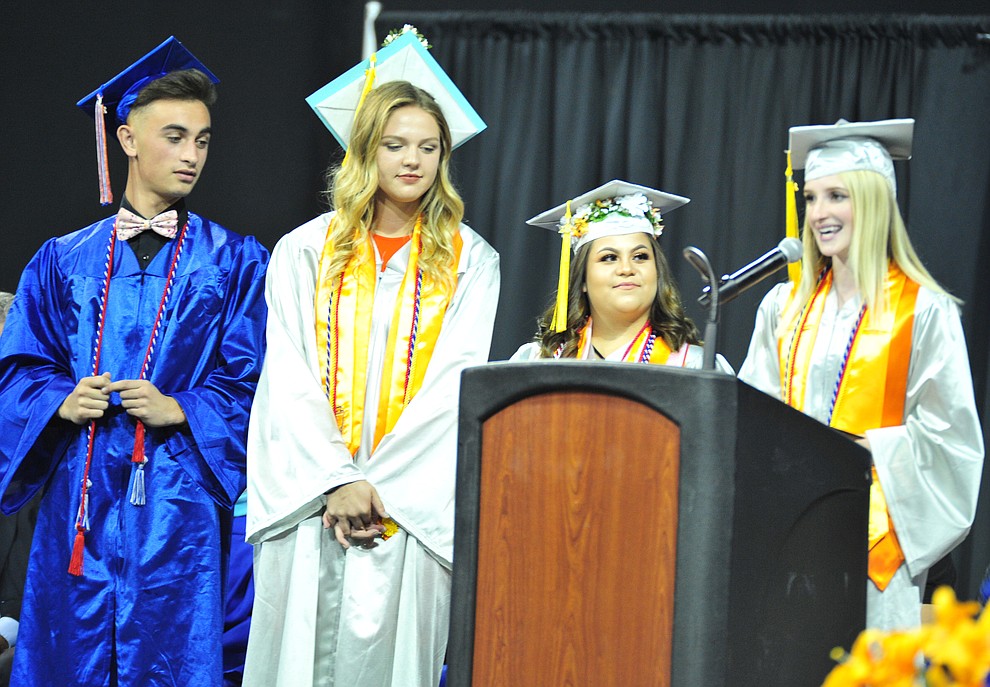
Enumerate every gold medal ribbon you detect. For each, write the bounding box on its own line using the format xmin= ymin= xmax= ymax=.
xmin=780 ymin=265 xmax=919 ymax=590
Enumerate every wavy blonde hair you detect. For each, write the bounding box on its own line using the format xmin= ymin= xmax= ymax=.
xmin=322 ymin=80 xmax=464 ymax=294
xmin=534 ymin=235 xmax=701 ymax=357
xmin=782 ymin=169 xmax=954 ymax=328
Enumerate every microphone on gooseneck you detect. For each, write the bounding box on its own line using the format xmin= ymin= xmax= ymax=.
xmin=698 ymin=237 xmax=803 ymax=307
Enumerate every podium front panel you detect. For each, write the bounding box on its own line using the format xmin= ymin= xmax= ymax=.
xmin=449 ymin=363 xmax=869 ymax=687
xmin=471 ymin=390 xmax=679 ymax=686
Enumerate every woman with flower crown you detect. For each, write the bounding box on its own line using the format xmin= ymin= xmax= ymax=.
xmin=513 ymin=180 xmax=730 ymax=371
xmin=738 ymin=119 xmax=983 ymax=630
xmin=243 ymin=30 xmax=500 ymax=687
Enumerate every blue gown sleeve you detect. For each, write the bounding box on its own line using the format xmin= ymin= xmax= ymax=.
xmin=0 ymin=239 xmax=79 ymax=512
xmin=166 ymin=235 xmax=269 ymax=509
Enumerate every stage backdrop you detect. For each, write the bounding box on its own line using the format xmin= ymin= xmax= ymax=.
xmin=0 ymin=6 xmax=988 ymax=599
xmin=377 ymin=10 xmax=990 ymax=597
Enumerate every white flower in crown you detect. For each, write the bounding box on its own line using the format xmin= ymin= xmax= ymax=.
xmin=557 ymin=193 xmax=664 ymax=238
xmin=382 ymin=24 xmax=432 ymax=49
xmin=571 ymin=202 xmax=594 ymax=222
xmin=617 ymin=193 xmax=650 ymax=217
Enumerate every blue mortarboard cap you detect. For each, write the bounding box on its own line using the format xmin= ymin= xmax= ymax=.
xmin=77 ymin=36 xmax=218 ymax=125
xmin=306 ymin=30 xmax=485 ymax=150
xmin=75 ymin=37 xmax=218 ymax=206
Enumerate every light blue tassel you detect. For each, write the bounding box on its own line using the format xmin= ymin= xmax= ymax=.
xmin=129 ymin=463 xmax=146 ymax=506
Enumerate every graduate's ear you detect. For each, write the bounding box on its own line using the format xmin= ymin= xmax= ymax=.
xmin=117 ymin=124 xmax=138 ymax=159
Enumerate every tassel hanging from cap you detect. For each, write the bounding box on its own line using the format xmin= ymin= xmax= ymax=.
xmin=342 ymin=53 xmax=378 ymax=169
xmin=95 ymin=94 xmax=113 ymax=206
xmin=785 ymin=150 xmax=801 ymax=284
xmin=551 ymin=201 xmax=574 ymax=333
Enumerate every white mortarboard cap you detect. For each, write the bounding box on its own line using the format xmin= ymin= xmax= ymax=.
xmin=305 ymin=30 xmax=486 ymax=150
xmin=528 ymin=179 xmax=689 ymax=333
xmin=526 ymin=179 xmax=690 ymax=252
xmin=789 ymin=118 xmax=914 ymax=195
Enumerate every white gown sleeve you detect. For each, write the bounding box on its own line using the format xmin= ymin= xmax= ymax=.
xmin=246 ymin=215 xmax=366 ymax=544
xmin=737 ymin=283 xmax=792 ymax=398
xmin=867 ymin=289 xmax=985 ymax=575
xmin=509 ymin=342 xmax=543 ymax=361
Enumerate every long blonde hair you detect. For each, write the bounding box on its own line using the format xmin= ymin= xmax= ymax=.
xmin=322 ymin=81 xmax=464 ymax=294
xmin=782 ymin=169 xmax=953 ymax=327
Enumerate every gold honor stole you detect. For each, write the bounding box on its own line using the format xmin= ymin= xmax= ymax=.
xmin=780 ymin=266 xmax=920 ymax=591
xmin=314 ymin=217 xmax=462 ymax=457
xmin=575 ymin=321 xmax=673 ymax=363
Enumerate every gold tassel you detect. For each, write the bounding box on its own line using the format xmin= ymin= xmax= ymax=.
xmin=785 ymin=149 xmax=801 ymax=284
xmin=551 ymin=201 xmax=573 ymax=333
xmin=342 ymin=53 xmax=378 ymax=168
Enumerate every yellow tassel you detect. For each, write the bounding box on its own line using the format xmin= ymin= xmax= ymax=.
xmin=342 ymin=53 xmax=378 ymax=168
xmin=785 ymin=149 xmax=802 ymax=284
xmin=551 ymin=201 xmax=573 ymax=333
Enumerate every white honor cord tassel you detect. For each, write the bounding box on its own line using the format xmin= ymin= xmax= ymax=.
xmin=129 ymin=462 xmax=147 ymax=506
xmin=78 ymin=479 xmax=93 ymax=530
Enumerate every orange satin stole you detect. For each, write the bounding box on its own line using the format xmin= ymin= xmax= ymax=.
xmin=781 ymin=266 xmax=920 ymax=590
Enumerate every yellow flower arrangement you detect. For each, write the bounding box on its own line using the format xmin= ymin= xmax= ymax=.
xmin=823 ymin=587 xmax=990 ymax=687
xmin=556 ymin=192 xmax=665 ymax=241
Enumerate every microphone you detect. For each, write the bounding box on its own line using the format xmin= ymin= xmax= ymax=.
xmin=698 ymin=237 xmax=803 ymax=307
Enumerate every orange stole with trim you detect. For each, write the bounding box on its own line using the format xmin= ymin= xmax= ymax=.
xmin=575 ymin=321 xmax=673 ymax=364
xmin=314 ymin=217 xmax=462 ymax=457
xmin=780 ymin=266 xmax=920 ymax=590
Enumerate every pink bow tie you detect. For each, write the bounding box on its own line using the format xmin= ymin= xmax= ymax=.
xmin=115 ymin=207 xmax=179 ymax=241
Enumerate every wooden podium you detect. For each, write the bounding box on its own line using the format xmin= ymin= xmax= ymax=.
xmin=447 ymin=362 xmax=871 ymax=687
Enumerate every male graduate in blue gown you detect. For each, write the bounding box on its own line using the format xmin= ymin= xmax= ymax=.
xmin=0 ymin=37 xmax=268 ymax=686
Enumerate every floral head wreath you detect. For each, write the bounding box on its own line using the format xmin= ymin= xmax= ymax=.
xmin=560 ymin=192 xmax=666 ymax=245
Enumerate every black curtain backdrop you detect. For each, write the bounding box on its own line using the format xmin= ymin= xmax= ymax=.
xmin=380 ymin=11 xmax=990 ymax=598
xmin=0 ymin=0 xmax=365 ymax=291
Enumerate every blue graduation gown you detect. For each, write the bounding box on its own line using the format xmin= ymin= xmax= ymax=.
xmin=0 ymin=213 xmax=268 ymax=686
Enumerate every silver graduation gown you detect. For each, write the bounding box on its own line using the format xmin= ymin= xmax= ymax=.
xmin=244 ymin=213 xmax=500 ymax=686
xmin=738 ymin=282 xmax=984 ymax=629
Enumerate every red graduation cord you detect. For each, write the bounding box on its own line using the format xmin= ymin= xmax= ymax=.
xmin=68 ymin=219 xmax=188 ymax=576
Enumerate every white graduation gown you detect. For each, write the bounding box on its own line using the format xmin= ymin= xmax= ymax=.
xmin=244 ymin=213 xmax=500 ymax=687
xmin=738 ymin=282 xmax=984 ymax=630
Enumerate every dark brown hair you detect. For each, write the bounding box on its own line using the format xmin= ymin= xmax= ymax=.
xmin=534 ymin=235 xmax=701 ymax=357
xmin=132 ymin=69 xmax=217 ymax=113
